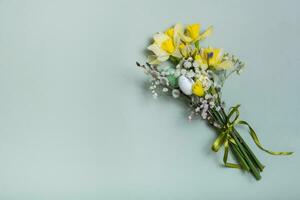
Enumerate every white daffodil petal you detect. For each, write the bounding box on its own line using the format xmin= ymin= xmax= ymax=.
xmin=214 ymin=60 xmax=233 ymax=70
xmin=147 ymin=43 xmax=168 ymax=57
xmin=153 ymin=32 xmax=169 ymax=44
xmin=172 ymin=48 xmax=182 ymax=58
xmin=157 ymin=55 xmax=169 ymax=62
xmin=174 ymin=23 xmax=192 ymax=43
xmin=173 ymin=23 xmax=185 ymax=46
xmin=147 ymin=55 xmax=161 ymax=65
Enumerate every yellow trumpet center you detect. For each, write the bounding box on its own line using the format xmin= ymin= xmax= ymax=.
xmin=192 ymin=80 xmax=204 ymax=96
xmin=161 ymin=38 xmax=175 ymax=54
xmin=186 ymin=24 xmax=200 ymax=41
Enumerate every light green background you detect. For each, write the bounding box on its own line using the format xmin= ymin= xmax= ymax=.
xmin=0 ymin=0 xmax=299 ymax=199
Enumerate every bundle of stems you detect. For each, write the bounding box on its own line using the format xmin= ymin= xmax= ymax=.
xmin=209 ymin=101 xmax=264 ymax=180
xmin=180 ymin=87 xmax=292 ymax=180
xmin=179 ymin=89 xmax=264 ymax=180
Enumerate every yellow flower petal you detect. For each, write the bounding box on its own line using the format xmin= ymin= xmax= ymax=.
xmin=179 ymin=43 xmax=185 ymax=50
xmin=175 ymin=23 xmax=193 ymax=43
xmin=179 ymin=44 xmax=189 ymax=58
xmin=161 ymin=38 xmax=175 ymax=54
xmin=165 ymin=28 xmax=174 ymax=38
xmin=214 ymin=60 xmax=233 ymax=70
xmin=192 ymin=80 xmax=204 ymax=96
xmin=186 ymin=24 xmax=200 ymax=41
xmin=194 ymin=54 xmax=201 ymax=61
xmin=199 ymin=26 xmax=213 ymax=40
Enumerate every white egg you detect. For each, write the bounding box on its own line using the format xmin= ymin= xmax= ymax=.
xmin=178 ymin=75 xmax=194 ymax=95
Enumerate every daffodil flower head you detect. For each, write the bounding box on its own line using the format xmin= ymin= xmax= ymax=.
xmin=203 ymin=47 xmax=222 ymax=67
xmin=192 ymin=80 xmax=205 ymax=96
xmin=186 ymin=24 xmax=201 ymax=42
xmin=195 ymin=47 xmax=233 ymax=70
xmin=179 ymin=23 xmax=214 ymax=44
xmin=147 ymin=24 xmax=185 ymax=64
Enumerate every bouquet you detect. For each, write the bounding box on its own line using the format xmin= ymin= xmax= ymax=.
xmin=136 ymin=23 xmax=293 ymax=180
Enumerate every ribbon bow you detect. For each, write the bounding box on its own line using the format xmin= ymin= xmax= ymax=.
xmin=212 ymin=105 xmax=293 ymax=169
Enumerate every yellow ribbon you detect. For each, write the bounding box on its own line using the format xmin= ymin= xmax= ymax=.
xmin=212 ymin=105 xmax=293 ymax=169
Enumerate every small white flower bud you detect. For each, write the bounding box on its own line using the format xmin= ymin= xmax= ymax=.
xmin=183 ymin=61 xmax=192 ymax=69
xmin=193 ymin=61 xmax=199 ymax=68
xmin=205 ymin=94 xmax=212 ymax=100
xmin=172 ymin=89 xmax=180 ymax=98
xmin=162 ymin=88 xmax=168 ymax=92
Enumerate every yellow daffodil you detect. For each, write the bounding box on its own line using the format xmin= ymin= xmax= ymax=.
xmin=192 ymin=80 xmax=205 ymax=96
xmin=165 ymin=27 xmax=174 ymax=38
xmin=180 ymin=23 xmax=214 ymax=43
xmin=147 ymin=33 xmax=171 ymax=64
xmin=195 ymin=47 xmax=232 ymax=70
xmin=147 ymin=24 xmax=184 ymax=64
xmin=147 ymin=23 xmax=214 ymax=64
xmin=202 ymin=47 xmax=222 ymax=66
xmin=186 ymin=24 xmax=200 ymax=41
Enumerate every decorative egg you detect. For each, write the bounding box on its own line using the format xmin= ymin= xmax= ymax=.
xmin=178 ymin=75 xmax=194 ymax=95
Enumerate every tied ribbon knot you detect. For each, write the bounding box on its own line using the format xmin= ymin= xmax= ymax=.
xmin=212 ymin=105 xmax=293 ymax=169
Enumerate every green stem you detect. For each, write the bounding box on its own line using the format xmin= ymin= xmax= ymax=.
xmin=233 ymin=129 xmax=265 ymax=171
xmin=212 ymin=107 xmax=262 ymax=180
xmin=230 ymin=130 xmax=261 ymax=180
xmin=209 ymin=109 xmax=249 ymax=170
xmin=219 ymin=107 xmax=264 ymax=172
xmin=230 ymin=143 xmax=250 ymax=171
